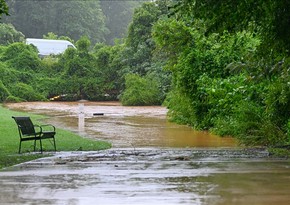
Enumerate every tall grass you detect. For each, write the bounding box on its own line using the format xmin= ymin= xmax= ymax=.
xmin=0 ymin=104 xmax=111 ymax=169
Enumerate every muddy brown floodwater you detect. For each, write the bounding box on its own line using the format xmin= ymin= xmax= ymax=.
xmin=5 ymin=101 xmax=237 ymax=148
xmin=1 ymin=101 xmax=290 ymax=205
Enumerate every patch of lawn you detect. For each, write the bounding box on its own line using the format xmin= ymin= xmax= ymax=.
xmin=0 ymin=104 xmax=111 ymax=169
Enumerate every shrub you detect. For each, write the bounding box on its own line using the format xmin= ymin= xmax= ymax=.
xmin=5 ymin=95 xmax=22 ymax=103
xmin=164 ymin=89 xmax=197 ymax=126
xmin=76 ymin=35 xmax=91 ymax=52
xmin=214 ymin=101 xmax=288 ymax=146
xmin=1 ymin=42 xmax=41 ymax=71
xmin=264 ymin=61 xmax=290 ymax=127
xmin=0 ymin=62 xmax=34 ymax=86
xmin=0 ymin=80 xmax=10 ymax=102
xmin=121 ymin=74 xmax=162 ymax=106
xmin=10 ymin=83 xmax=46 ymax=101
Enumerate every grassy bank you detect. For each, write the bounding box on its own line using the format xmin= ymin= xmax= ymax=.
xmin=0 ymin=104 xmax=111 ymax=169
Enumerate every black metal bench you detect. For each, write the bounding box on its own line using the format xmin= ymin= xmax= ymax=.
xmin=12 ymin=116 xmax=56 ymax=153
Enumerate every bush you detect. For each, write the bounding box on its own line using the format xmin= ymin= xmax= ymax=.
xmin=10 ymin=83 xmax=46 ymax=101
xmin=0 ymin=80 xmax=10 ymax=102
xmin=0 ymin=62 xmax=34 ymax=86
xmin=121 ymin=74 xmax=162 ymax=106
xmin=1 ymin=42 xmax=41 ymax=71
xmin=164 ymin=89 xmax=197 ymax=126
xmin=213 ymin=102 xmax=288 ymax=146
xmin=264 ymin=61 xmax=290 ymax=126
xmin=32 ymin=77 xmax=62 ymax=99
xmin=39 ymin=56 xmax=60 ymax=76
xmin=5 ymin=95 xmax=22 ymax=103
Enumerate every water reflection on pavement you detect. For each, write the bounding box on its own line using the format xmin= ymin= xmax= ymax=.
xmin=1 ymin=102 xmax=290 ymax=205
xmin=1 ymin=149 xmax=290 ymax=205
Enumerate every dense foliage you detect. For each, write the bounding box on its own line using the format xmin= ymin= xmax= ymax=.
xmin=171 ymin=0 xmax=290 ymax=53
xmin=152 ymin=0 xmax=290 ymax=147
xmin=121 ymin=73 xmax=162 ymax=106
xmin=0 ymin=35 xmax=127 ymax=101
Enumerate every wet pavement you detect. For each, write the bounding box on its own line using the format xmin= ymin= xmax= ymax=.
xmin=1 ymin=148 xmax=290 ymax=205
xmin=1 ymin=102 xmax=290 ymax=205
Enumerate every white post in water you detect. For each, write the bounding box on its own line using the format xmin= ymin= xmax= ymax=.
xmin=78 ymin=101 xmax=85 ymax=132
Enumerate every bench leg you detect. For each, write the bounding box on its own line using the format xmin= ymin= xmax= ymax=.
xmin=53 ymin=137 xmax=56 ymax=152
xmin=34 ymin=140 xmax=37 ymax=152
xmin=18 ymin=141 xmax=22 ymax=154
xmin=39 ymin=139 xmax=43 ymax=153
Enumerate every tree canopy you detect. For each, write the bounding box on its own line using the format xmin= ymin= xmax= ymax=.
xmin=171 ymin=0 xmax=290 ymax=53
xmin=4 ymin=0 xmax=107 ymax=44
xmin=0 ymin=0 xmax=9 ymax=18
xmin=3 ymin=0 xmax=140 ymax=44
xmin=0 ymin=23 xmax=25 ymax=45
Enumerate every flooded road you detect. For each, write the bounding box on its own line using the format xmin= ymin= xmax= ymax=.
xmin=1 ymin=149 xmax=289 ymax=205
xmin=2 ymin=102 xmax=290 ymax=205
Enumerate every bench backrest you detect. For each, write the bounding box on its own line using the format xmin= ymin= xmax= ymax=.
xmin=12 ymin=116 xmax=36 ymax=136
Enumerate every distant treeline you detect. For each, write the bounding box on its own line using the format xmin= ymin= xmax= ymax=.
xmin=2 ymin=0 xmax=141 ymax=45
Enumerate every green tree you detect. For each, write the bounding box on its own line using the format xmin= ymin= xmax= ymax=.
xmin=94 ymin=43 xmax=124 ymax=99
xmin=117 ymin=1 xmax=173 ymax=105
xmin=4 ymin=0 xmax=107 ymax=44
xmin=54 ymin=36 xmax=105 ymax=100
xmin=152 ymin=0 xmax=290 ymax=147
xmin=0 ymin=23 xmax=25 ymax=45
xmin=171 ymin=0 xmax=290 ymax=53
xmin=122 ymin=2 xmax=161 ymax=75
xmin=43 ymin=32 xmax=74 ymax=44
xmin=1 ymin=42 xmax=41 ymax=71
xmin=0 ymin=0 xmax=9 ymax=18
xmin=153 ymin=19 xmax=260 ymax=129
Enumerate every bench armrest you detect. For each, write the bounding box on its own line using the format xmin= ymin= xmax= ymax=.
xmin=40 ymin=124 xmax=56 ymax=132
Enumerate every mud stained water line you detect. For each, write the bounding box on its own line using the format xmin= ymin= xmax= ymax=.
xmin=2 ymin=102 xmax=290 ymax=205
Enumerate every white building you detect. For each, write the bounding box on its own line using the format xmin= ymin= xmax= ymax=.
xmin=26 ymin=38 xmax=76 ymax=57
